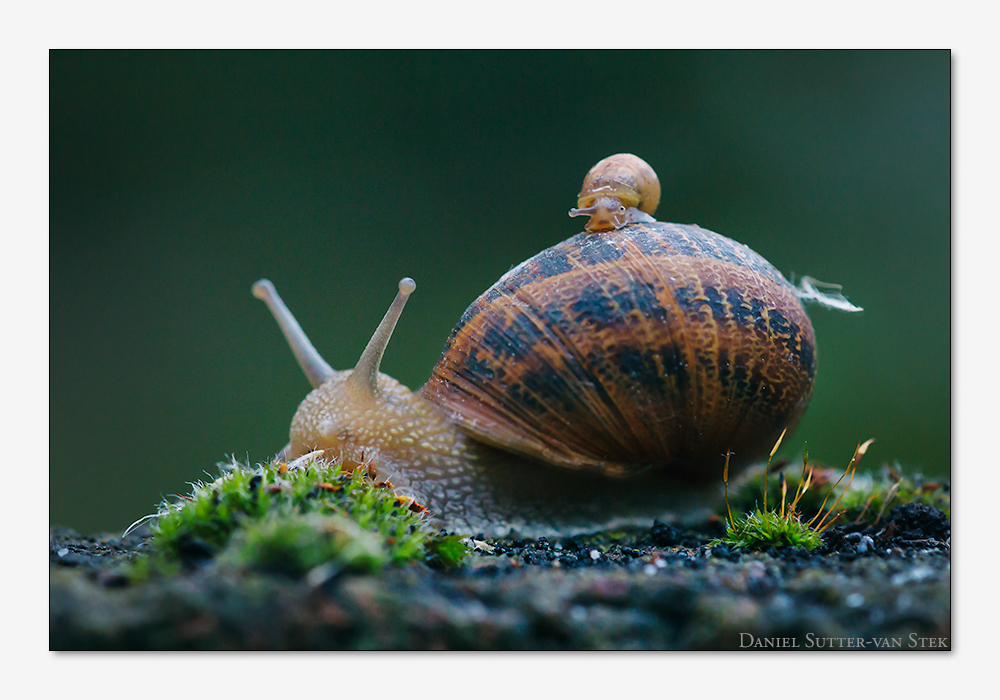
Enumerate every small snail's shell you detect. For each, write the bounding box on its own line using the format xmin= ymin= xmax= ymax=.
xmin=421 ymin=221 xmax=816 ymax=481
xmin=570 ymin=153 xmax=662 ymax=231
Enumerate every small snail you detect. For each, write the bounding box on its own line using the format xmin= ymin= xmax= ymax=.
xmin=568 ymin=153 xmax=660 ymax=231
xmin=253 ymin=154 xmax=827 ymax=536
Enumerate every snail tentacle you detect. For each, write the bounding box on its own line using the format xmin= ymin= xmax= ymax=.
xmin=624 ymin=207 xmax=657 ymax=224
xmin=347 ymin=277 xmax=417 ymax=398
xmin=252 ymin=279 xmax=334 ymax=389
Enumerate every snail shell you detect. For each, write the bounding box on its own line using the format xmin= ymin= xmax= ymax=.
xmin=422 ymin=221 xmax=816 ymax=481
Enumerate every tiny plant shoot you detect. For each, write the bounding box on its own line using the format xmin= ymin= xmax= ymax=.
xmin=718 ymin=432 xmax=876 ymax=551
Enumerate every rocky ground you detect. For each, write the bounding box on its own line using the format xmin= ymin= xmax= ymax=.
xmin=49 ymin=504 xmax=950 ymax=650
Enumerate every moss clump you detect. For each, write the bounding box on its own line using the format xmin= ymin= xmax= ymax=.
xmin=828 ymin=466 xmax=950 ymax=522
xmin=718 ymin=508 xmax=824 ymax=551
xmin=131 ymin=455 xmax=466 ymax=578
xmin=727 ymin=462 xmax=950 ymax=525
xmin=713 ymin=434 xmax=874 ymax=552
xmin=221 ymin=512 xmax=388 ymax=576
xmin=423 ymin=532 xmax=471 ymax=569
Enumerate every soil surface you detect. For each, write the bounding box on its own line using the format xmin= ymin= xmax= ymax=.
xmin=49 ymin=504 xmax=950 ymax=650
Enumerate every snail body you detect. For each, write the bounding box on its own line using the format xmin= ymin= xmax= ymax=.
xmin=253 ymin=155 xmax=818 ymax=536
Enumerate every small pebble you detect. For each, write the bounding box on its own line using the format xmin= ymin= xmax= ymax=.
xmin=305 ymin=562 xmax=342 ymax=588
xmin=469 ymin=539 xmax=495 ymax=554
xmin=464 ymin=601 xmax=489 ymax=623
xmin=589 ymin=550 xmax=601 ymax=561
xmin=891 ymin=565 xmax=936 ymax=585
xmin=845 ymin=593 xmax=865 ymax=608
xmin=770 ymin=593 xmax=794 ymax=613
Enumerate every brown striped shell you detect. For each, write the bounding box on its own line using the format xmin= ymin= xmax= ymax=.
xmin=421 ymin=221 xmax=816 ymax=482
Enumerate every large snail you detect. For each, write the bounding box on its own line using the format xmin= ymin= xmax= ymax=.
xmin=253 ymin=154 xmax=856 ymax=536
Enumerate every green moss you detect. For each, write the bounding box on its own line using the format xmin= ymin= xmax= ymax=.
xmin=832 ymin=465 xmax=950 ymax=521
xmin=718 ymin=509 xmax=824 ymax=551
xmin=727 ymin=462 xmax=950 ymax=525
xmin=714 ymin=436 xmax=950 ymax=552
xmin=423 ymin=533 xmax=470 ymax=569
xmin=130 ymin=456 xmax=468 ymax=579
xmin=222 ymin=512 xmax=387 ymax=576
xmin=713 ymin=438 xmax=870 ymax=552
xmin=126 ymin=550 xmax=179 ymax=583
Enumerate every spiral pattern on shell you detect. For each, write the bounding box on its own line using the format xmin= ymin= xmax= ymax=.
xmin=421 ymin=221 xmax=816 ymax=481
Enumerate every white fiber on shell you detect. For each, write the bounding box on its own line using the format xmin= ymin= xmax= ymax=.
xmin=792 ymin=276 xmax=863 ymax=312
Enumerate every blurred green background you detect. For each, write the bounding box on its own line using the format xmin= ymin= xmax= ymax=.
xmin=50 ymin=51 xmax=950 ymax=533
